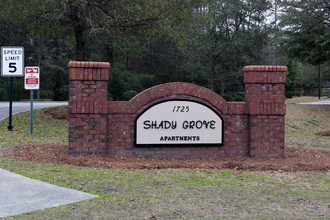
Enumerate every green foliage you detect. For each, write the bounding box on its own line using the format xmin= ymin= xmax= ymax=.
xmin=222 ymin=94 xmax=232 ymax=101
xmin=285 ymin=91 xmax=295 ymax=98
xmin=122 ymin=90 xmax=138 ymax=100
xmin=183 ymin=0 xmax=272 ymax=94
xmin=0 ymin=83 xmax=7 ymax=100
xmin=0 ymin=11 xmax=74 ymax=101
xmin=279 ymin=0 xmax=330 ymax=66
xmin=0 ymin=0 xmax=273 ymax=101
xmin=222 ymin=93 xmax=245 ymax=102
xmin=294 ymin=91 xmax=301 ymax=97
xmin=108 ymin=36 xmax=154 ymax=100
xmin=2 ymin=0 xmax=327 ymax=101
xmin=285 ymin=59 xmax=298 ymax=92
xmin=294 ymin=62 xmax=330 ymax=89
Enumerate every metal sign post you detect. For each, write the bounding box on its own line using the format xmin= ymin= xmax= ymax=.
xmin=318 ymin=64 xmax=321 ymax=99
xmin=25 ymin=66 xmax=40 ymax=134
xmin=8 ymin=78 xmax=14 ymax=131
xmin=1 ymin=46 xmax=24 ymax=131
xmin=30 ymin=90 xmax=33 ymax=134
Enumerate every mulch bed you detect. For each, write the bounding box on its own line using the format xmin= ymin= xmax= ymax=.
xmin=44 ymin=106 xmax=69 ymax=120
xmin=4 ymin=144 xmax=329 ymax=172
xmin=315 ymin=130 xmax=330 ymax=136
xmin=2 ymin=106 xmax=328 ymax=172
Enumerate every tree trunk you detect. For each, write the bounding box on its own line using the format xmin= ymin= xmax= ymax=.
xmin=106 ymin=43 xmax=114 ymax=64
xmin=208 ymin=56 xmax=216 ymax=91
xmin=74 ymin=26 xmax=85 ymax=61
xmin=220 ymin=72 xmax=225 ymax=96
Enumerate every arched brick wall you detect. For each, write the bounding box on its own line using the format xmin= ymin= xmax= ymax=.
xmin=68 ymin=61 xmax=287 ymax=159
xmin=129 ymin=83 xmax=228 ymax=115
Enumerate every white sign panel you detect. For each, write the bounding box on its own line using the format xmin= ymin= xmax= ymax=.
xmin=1 ymin=46 xmax=24 ymax=77
xmin=25 ymin=66 xmax=40 ymax=90
xmin=136 ymin=100 xmax=223 ymax=145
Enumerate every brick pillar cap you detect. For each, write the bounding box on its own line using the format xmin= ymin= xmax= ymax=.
xmin=68 ymin=61 xmax=110 ymax=68
xmin=244 ymin=65 xmax=287 ymax=72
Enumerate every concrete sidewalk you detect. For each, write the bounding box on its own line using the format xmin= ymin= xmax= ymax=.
xmin=0 ymin=168 xmax=97 ymax=218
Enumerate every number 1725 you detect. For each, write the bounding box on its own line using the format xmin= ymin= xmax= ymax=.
xmin=172 ymin=106 xmax=189 ymax=112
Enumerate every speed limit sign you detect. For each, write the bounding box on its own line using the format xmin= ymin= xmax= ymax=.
xmin=1 ymin=46 xmax=24 ymax=77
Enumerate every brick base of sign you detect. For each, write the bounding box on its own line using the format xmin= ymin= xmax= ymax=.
xmin=68 ymin=62 xmax=287 ymax=159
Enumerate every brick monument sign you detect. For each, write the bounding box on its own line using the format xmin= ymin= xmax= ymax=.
xmin=68 ymin=61 xmax=287 ymax=159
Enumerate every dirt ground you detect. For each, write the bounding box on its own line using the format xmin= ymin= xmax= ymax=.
xmin=1 ymin=106 xmax=329 ymax=172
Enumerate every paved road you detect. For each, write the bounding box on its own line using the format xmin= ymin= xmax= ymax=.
xmin=297 ymin=100 xmax=330 ymax=105
xmin=0 ymin=101 xmax=68 ymax=122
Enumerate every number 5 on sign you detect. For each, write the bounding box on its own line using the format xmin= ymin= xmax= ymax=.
xmin=1 ymin=46 xmax=24 ymax=77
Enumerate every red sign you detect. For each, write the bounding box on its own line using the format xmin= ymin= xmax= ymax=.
xmin=25 ymin=66 xmax=40 ymax=90
xmin=26 ymin=78 xmax=39 ymax=84
xmin=26 ymin=67 xmax=39 ymax=73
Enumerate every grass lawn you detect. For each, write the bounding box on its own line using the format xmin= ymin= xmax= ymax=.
xmin=0 ymin=158 xmax=329 ymax=219
xmin=285 ymin=104 xmax=330 ymax=149
xmin=285 ymin=96 xmax=330 ymax=104
xmin=0 ymin=104 xmax=329 ymax=219
xmin=0 ymin=107 xmax=68 ymax=146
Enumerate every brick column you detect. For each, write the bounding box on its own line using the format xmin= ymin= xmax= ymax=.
xmin=68 ymin=61 xmax=110 ymax=156
xmin=244 ymin=65 xmax=287 ymax=158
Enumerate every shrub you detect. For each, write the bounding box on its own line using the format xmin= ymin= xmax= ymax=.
xmin=294 ymin=91 xmax=301 ymax=96
xmin=223 ymin=93 xmax=245 ymax=102
xmin=123 ymin=90 xmax=138 ymax=100
xmin=285 ymin=91 xmax=295 ymax=98
xmin=232 ymin=93 xmax=245 ymax=101
xmin=222 ymin=94 xmax=233 ymax=101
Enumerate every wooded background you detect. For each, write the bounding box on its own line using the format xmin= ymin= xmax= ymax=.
xmin=0 ymin=0 xmax=329 ymax=101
